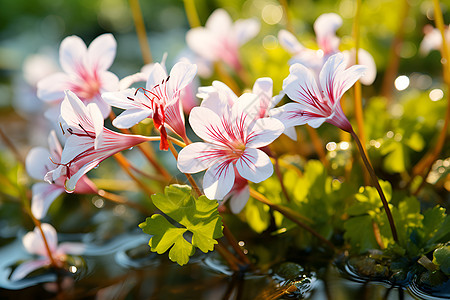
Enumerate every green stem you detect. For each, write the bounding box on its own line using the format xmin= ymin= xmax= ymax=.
xmin=183 ymin=0 xmax=201 ymax=28
xmin=350 ymin=129 xmax=399 ymax=242
xmin=249 ymin=188 xmax=334 ymax=250
xmin=129 ymin=0 xmax=153 ymax=64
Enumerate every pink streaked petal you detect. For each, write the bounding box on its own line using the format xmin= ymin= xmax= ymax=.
xmin=246 ymin=117 xmax=284 ymax=148
xmin=189 ymin=107 xmax=227 ymax=144
xmin=25 ymin=147 xmax=52 ymax=180
xmin=229 ymin=184 xmax=250 ymax=214
xmin=48 ymin=130 xmax=62 ymax=162
xmin=87 ymin=33 xmax=116 ymax=72
xmin=61 ymin=91 xmax=93 ymax=131
xmin=10 ymin=259 xmax=49 ymax=281
xmin=102 ymin=89 xmax=141 ymax=110
xmin=234 ymin=93 xmax=260 ymax=123
xmin=65 ymin=160 xmax=99 ymax=192
xmin=236 ymin=148 xmax=273 ymax=183
xmin=314 ymin=13 xmax=342 ymax=53
xmin=278 ymin=29 xmax=305 ymax=54
xmin=57 ymin=242 xmax=85 ymax=255
xmin=203 ymin=162 xmax=235 ymax=200
xmin=112 ymin=108 xmax=152 ymax=129
xmin=86 ymin=103 xmax=105 ymax=149
xmin=319 ymin=53 xmax=366 ymax=107
xmin=164 ymin=98 xmax=186 ymax=138
xmin=307 ymin=117 xmax=327 ymax=128
xmin=146 ymin=63 xmax=167 ymax=90
xmin=269 ymin=103 xmax=323 ymax=129
xmin=60 ymin=135 xmax=93 ymax=165
xmin=177 ymin=142 xmax=221 ymax=173
xmin=74 ymin=174 xmax=98 ymax=194
xmin=233 ymin=18 xmax=260 ymax=46
xmin=31 ymin=182 xmax=64 ymax=220
xmin=283 ymin=63 xmax=326 ymax=112
xmin=167 ymin=62 xmax=197 ymax=97
xmin=36 ymin=73 xmax=71 ymax=102
xmin=59 ymin=35 xmax=88 ymax=75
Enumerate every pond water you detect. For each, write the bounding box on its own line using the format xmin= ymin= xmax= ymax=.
xmin=0 ymin=232 xmax=448 ymax=299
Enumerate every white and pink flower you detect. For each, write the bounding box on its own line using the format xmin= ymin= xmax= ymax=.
xmin=25 ymin=131 xmax=97 ymax=219
xmin=37 ymin=34 xmax=119 ymax=119
xmin=420 ymin=24 xmax=450 ymax=55
xmin=177 ymin=94 xmax=284 ymax=200
xmin=278 ymin=13 xmax=376 ymax=85
xmin=274 ymin=53 xmax=366 ymax=132
xmin=10 ymin=224 xmax=84 ymax=281
xmin=186 ymin=9 xmax=260 ymax=72
xmin=102 ymin=62 xmax=197 ymax=150
xmin=45 ymin=91 xmax=156 ymax=192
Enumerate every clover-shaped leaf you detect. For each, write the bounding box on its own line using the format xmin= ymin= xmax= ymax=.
xmin=139 ymin=184 xmax=223 ymax=265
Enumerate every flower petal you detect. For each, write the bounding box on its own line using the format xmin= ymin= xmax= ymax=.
xmin=87 ymin=33 xmax=116 ymax=71
xmin=205 ymin=9 xmax=233 ymax=36
xmin=246 ymin=117 xmax=284 ymax=148
xmin=102 ymin=89 xmax=141 ymax=110
xmin=86 ymin=103 xmax=105 ymax=149
xmin=233 ymin=18 xmax=260 ymax=46
xmin=146 ymin=63 xmax=167 ymax=90
xmin=342 ymin=48 xmax=376 ymax=85
xmin=10 ymin=259 xmax=49 ymax=281
xmin=60 ymin=135 xmax=93 ymax=165
xmin=270 ymin=102 xmax=324 ymax=129
xmin=236 ymin=148 xmax=273 ymax=183
xmin=59 ymin=35 xmax=88 ymax=75
xmin=23 ymin=223 xmax=58 ymax=256
xmin=31 ymin=183 xmax=63 ymax=220
xmin=186 ymin=28 xmax=219 ymax=61
xmin=47 ymin=130 xmax=62 ymax=163
xmin=57 ymin=242 xmax=85 ymax=255
xmin=314 ymin=13 xmax=342 ymax=53
xmin=278 ymin=29 xmax=305 ymax=54
xmin=60 ymin=90 xmax=92 ymax=131
xmin=229 ymin=184 xmax=250 ymax=214
xmin=112 ymin=108 xmax=152 ymax=129
xmin=189 ymin=107 xmax=227 ymax=144
xmin=167 ymin=62 xmax=197 ymax=95
xmin=25 ymin=147 xmax=52 ymax=180
xmin=319 ymin=53 xmax=366 ymax=107
xmin=99 ymin=71 xmax=120 ymax=94
xmin=36 ymin=73 xmax=71 ymax=102
xmin=203 ymin=162 xmax=235 ymax=200
xmin=177 ymin=142 xmax=221 ymax=173
xmin=283 ymin=63 xmax=326 ymax=113
xmin=65 ymin=160 xmax=99 ymax=192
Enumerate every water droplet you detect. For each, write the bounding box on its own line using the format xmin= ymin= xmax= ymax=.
xmin=128 ymin=147 xmax=134 ymax=150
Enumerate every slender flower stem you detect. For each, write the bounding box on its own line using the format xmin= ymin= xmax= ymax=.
xmin=0 ymin=127 xmax=25 ymax=166
xmin=25 ymin=208 xmax=58 ymax=268
xmin=222 ymin=223 xmax=251 ymax=265
xmin=113 ymin=152 xmax=156 ymax=196
xmin=410 ymin=0 xmax=450 ymax=191
xmin=97 ymin=189 xmax=151 ymax=215
xmin=215 ymin=243 xmax=240 ymax=272
xmin=352 ymin=0 xmax=370 ymax=185
xmin=279 ymin=0 xmax=294 ymax=34
xmin=306 ymin=125 xmax=329 ymax=168
xmin=350 ymin=129 xmax=398 ymax=242
xmin=129 ymin=0 xmax=153 ymax=64
xmin=167 ymin=141 xmax=203 ymax=197
xmin=183 ymin=0 xmax=201 ymax=28
xmin=249 ymin=188 xmax=334 ymax=250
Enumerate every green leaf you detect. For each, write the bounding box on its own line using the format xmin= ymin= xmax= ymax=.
xmin=344 ymin=215 xmax=380 ymax=253
xmin=432 ymin=246 xmax=450 ymax=275
xmin=139 ymin=184 xmax=223 ymax=266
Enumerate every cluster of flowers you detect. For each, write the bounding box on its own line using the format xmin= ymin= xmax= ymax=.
xmin=15 ymin=10 xmax=370 ymax=280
